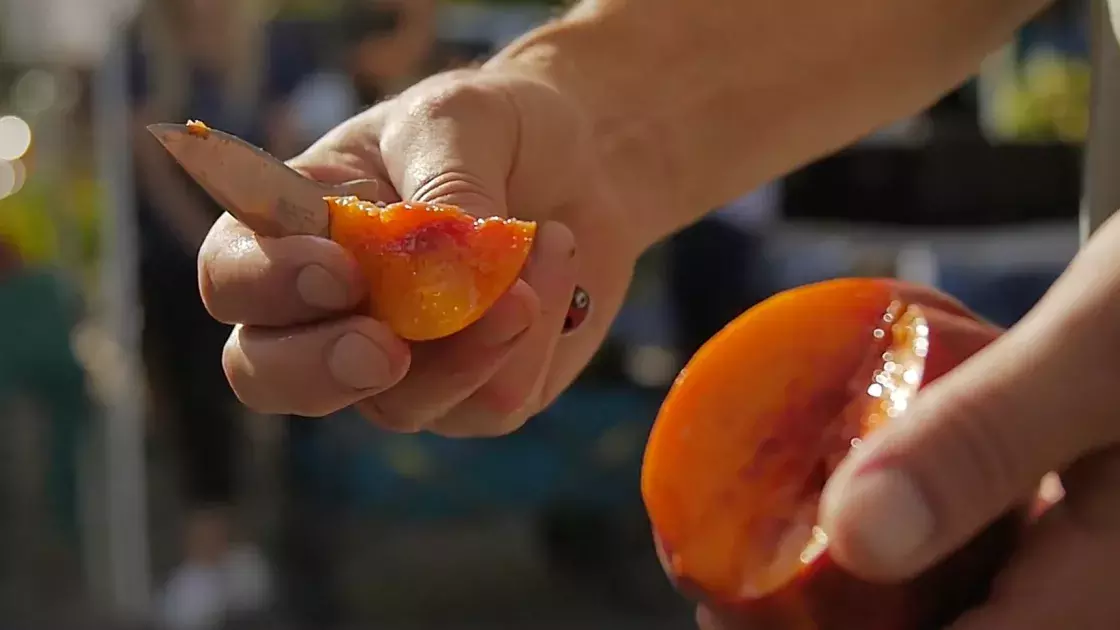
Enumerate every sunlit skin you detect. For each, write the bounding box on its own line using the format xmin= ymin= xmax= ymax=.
xmin=327 ymin=196 xmax=537 ymax=342
xmin=643 ymin=279 xmax=1021 ymax=630
xmin=198 ymin=1 xmax=1120 ymax=623
xmin=197 ymin=0 xmax=1049 ymax=435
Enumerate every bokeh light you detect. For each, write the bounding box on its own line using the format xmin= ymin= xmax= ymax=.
xmin=0 ymin=159 xmax=26 ymax=200
xmin=0 ymin=160 xmax=15 ymax=198
xmin=0 ymin=116 xmax=33 ymax=162
xmin=12 ymin=69 xmax=60 ymax=116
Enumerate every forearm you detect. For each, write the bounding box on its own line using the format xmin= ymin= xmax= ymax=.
xmin=491 ymin=0 xmax=1050 ymax=247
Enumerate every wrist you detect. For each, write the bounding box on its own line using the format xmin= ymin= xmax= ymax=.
xmin=486 ymin=18 xmax=679 ymax=252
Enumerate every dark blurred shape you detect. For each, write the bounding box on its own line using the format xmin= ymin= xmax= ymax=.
xmin=0 ymin=267 xmax=90 ymax=551
xmin=667 ymin=220 xmax=774 ymax=358
xmin=537 ymin=501 xmax=678 ymax=612
xmin=340 ymin=1 xmax=401 ymax=44
xmin=0 ymin=236 xmax=23 ymax=278
xmin=433 ymin=39 xmax=495 ymax=72
xmin=939 ymin=267 xmax=1063 ymax=328
xmin=343 ymin=0 xmax=436 ymax=108
xmin=784 ymin=140 xmax=1082 ymax=226
xmin=125 ymin=2 xmax=314 ymax=625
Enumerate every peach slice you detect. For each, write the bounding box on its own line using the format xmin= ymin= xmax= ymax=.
xmin=642 ymin=278 xmax=1021 ymax=630
xmin=327 ymin=196 xmax=536 ymax=341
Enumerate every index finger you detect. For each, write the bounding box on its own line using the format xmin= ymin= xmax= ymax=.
xmin=199 ymin=141 xmax=399 ymax=328
xmin=199 ymin=212 xmax=368 ymax=327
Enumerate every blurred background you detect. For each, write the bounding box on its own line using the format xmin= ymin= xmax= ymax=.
xmin=0 ymin=0 xmax=1091 ymax=628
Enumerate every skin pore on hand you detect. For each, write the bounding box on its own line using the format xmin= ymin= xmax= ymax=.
xmin=489 ymin=0 xmax=1052 ymax=251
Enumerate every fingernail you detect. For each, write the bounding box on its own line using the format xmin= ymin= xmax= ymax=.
xmin=827 ymin=469 xmax=934 ymax=571
xmin=297 ymin=264 xmax=349 ymax=310
xmin=328 ymin=332 xmax=394 ymax=390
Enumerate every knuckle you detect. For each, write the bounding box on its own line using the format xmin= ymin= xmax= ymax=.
xmin=409 ymin=78 xmax=503 ymax=121
xmin=198 ymin=264 xmax=234 ymax=324
xmin=221 ymin=329 xmax=290 ymax=415
xmin=489 ymin=409 xmax=533 ymax=437
xmin=476 ymin=397 xmax=538 ymax=437
xmin=409 ymin=170 xmax=497 ymax=209
xmin=919 ymin=389 xmax=1031 ymax=515
xmin=221 ymin=332 xmax=267 ymax=411
xmin=425 ymin=395 xmax=533 ymax=438
xmin=447 ymin=372 xmax=548 ymax=437
xmin=356 ymin=398 xmax=427 ymax=433
xmin=431 ymin=413 xmax=516 ymax=439
xmin=196 ymin=235 xmax=254 ymax=325
xmin=288 ymin=403 xmax=337 ymax=419
xmin=196 ymin=240 xmax=225 ymax=319
xmin=222 ymin=326 xmax=353 ymax=418
xmin=478 ymin=381 xmax=533 ymax=417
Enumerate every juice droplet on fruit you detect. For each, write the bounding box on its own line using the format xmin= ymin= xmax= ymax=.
xmin=862 ymin=303 xmax=927 ymax=432
xmin=799 ymin=526 xmax=829 ymax=564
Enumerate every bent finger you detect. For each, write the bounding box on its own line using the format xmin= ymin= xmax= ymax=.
xmin=948 ymin=499 xmax=1120 ymax=630
xmin=428 ymin=221 xmax=578 ymax=437
xmin=199 ymin=213 xmax=367 ymax=327
xmin=223 ymin=316 xmax=410 ymax=417
xmin=351 ymin=281 xmax=539 ymax=432
xmin=379 ymin=76 xmax=519 ymax=217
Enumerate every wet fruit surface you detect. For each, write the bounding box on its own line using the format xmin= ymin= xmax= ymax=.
xmin=642 ymin=278 xmax=1018 ymax=630
xmin=327 ymin=196 xmax=536 ymax=341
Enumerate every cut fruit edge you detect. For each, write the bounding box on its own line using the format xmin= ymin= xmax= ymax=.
xmin=323 ymin=195 xmax=539 ymax=341
xmin=660 ymin=300 xmax=932 ymax=602
xmin=324 ymin=195 xmax=539 ymax=234
xmin=747 ymin=301 xmax=929 ymax=599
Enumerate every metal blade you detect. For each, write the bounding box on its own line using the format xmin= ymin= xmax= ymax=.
xmin=147 ymin=123 xmax=330 ymax=238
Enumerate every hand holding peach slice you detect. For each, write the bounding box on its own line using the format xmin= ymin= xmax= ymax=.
xmin=642 ymin=278 xmax=1024 ymax=630
xmin=326 ymin=196 xmax=537 ymax=342
xmin=145 ymin=122 xmax=551 ymax=344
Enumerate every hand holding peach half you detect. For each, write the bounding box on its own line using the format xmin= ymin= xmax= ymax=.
xmin=641 ymin=278 xmax=1026 ymax=630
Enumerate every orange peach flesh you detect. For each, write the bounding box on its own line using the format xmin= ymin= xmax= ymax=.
xmin=326 ymin=196 xmax=536 ymax=341
xmin=644 ymin=291 xmax=929 ymax=603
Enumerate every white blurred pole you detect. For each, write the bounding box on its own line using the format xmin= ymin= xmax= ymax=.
xmin=2 ymin=0 xmax=149 ymax=616
xmin=894 ymin=242 xmax=939 ymax=286
xmin=1084 ymin=0 xmax=1120 ymax=241
xmin=90 ymin=29 xmax=151 ymax=618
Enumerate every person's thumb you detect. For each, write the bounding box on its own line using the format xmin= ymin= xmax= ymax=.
xmin=375 ymin=76 xmax=581 ymax=344
xmin=378 ymin=77 xmax=520 ymax=219
xmin=818 ymin=297 xmax=1120 ymax=582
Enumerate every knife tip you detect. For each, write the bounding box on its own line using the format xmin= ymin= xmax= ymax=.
xmin=146 ymin=122 xmax=182 ymax=137
xmin=146 ymin=123 xmax=177 ymax=147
